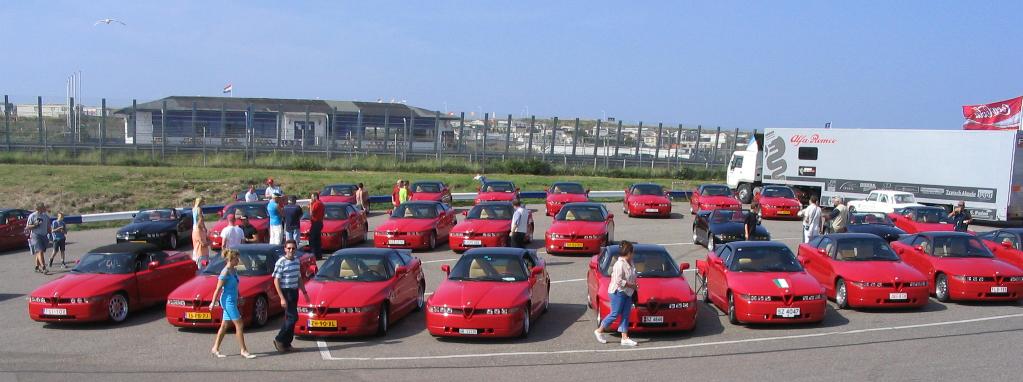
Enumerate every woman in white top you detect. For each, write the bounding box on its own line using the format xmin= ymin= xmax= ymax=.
xmin=594 ymin=241 xmax=639 ymax=347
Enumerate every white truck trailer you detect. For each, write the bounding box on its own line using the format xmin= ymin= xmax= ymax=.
xmin=726 ymin=128 xmax=1023 ymax=222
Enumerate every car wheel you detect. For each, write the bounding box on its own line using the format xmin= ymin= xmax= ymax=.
xmin=168 ymin=233 xmax=178 ymax=249
xmin=252 ymin=295 xmax=269 ymax=327
xmin=520 ymin=305 xmax=531 ymax=338
xmin=935 ymin=274 xmax=950 ymax=302
xmin=428 ymin=231 xmax=437 ymax=250
xmin=415 ymin=283 xmax=425 ymax=311
xmin=107 ymin=293 xmax=129 ymax=323
xmin=543 ymin=286 xmax=551 ymax=313
xmin=376 ymin=302 xmax=389 ymax=336
xmin=624 ymin=206 xmax=631 ymax=217
xmin=835 ymin=279 xmax=849 ymax=310
xmin=526 ymin=223 xmax=534 ymax=244
xmin=586 ymin=290 xmax=594 ymax=309
xmin=706 ymin=235 xmax=715 ymax=251
xmin=727 ymin=292 xmax=739 ymax=325
xmin=692 ymin=230 xmax=701 ymax=246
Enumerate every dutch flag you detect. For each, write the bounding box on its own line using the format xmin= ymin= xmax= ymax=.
xmin=222 ymin=83 xmax=233 ymax=94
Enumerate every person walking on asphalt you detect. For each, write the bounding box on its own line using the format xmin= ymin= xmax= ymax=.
xmin=798 ymin=196 xmax=823 ymax=243
xmin=209 ymin=249 xmax=256 ymax=359
xmin=282 ymin=195 xmax=303 ymax=242
xmin=594 ymin=240 xmax=639 ymax=347
xmin=510 ymin=199 xmax=529 ymax=248
xmin=27 ymin=203 xmax=51 ymax=274
xmin=48 ymin=212 xmax=68 ymax=268
xmin=267 ymin=193 xmax=284 ymax=245
xmin=272 ymin=239 xmax=309 ymax=353
xmin=308 ymin=192 xmax=325 ymax=259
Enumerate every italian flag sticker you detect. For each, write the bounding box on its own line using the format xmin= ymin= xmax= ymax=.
xmin=773 ymin=278 xmax=790 ymax=288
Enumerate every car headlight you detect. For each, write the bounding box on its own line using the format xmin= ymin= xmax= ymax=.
xmin=740 ymin=294 xmax=773 ymax=301
xmin=297 ymin=306 xmax=313 ymax=314
xmin=167 ymin=299 xmax=188 ymax=306
xmin=211 ymin=231 xmax=220 ymax=238
xmin=550 ymin=233 xmax=567 ymax=239
xmin=955 ymin=275 xmax=987 ymax=282
xmin=482 ymin=232 xmax=502 ymax=237
xmin=659 ymin=203 xmax=671 ymax=207
xmin=1009 ymin=276 xmax=1023 ymax=282
xmin=484 ymin=308 xmax=512 ymax=315
xmin=29 ymin=297 xmax=47 ymax=303
xmin=667 ymin=302 xmax=689 ymax=309
xmin=851 ymin=281 xmax=884 ymax=288
xmin=800 ymin=294 xmax=824 ymax=301
xmin=451 ymin=232 xmax=467 ymax=238
xmin=582 ymin=235 xmax=603 ymax=239
xmin=715 ymin=234 xmax=740 ymax=241
xmin=907 ymin=281 xmax=928 ymax=287
xmin=429 ymin=306 xmax=454 ymax=314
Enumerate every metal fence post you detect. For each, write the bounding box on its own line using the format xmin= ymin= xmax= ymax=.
xmin=457 ymin=112 xmax=465 ymax=153
xmin=711 ymin=126 xmax=722 ymax=165
xmin=100 ymin=98 xmax=107 ymax=161
xmin=655 ymin=122 xmax=663 ymax=161
xmin=383 ymin=108 xmax=390 ymax=154
xmin=481 ymin=113 xmax=489 ymax=172
xmin=435 ymin=111 xmax=442 ymax=159
xmin=406 ymin=112 xmax=415 ymax=160
xmin=674 ymin=123 xmax=684 ymax=167
xmin=694 ymin=125 xmax=702 ymax=161
xmin=69 ymin=97 xmax=76 ymax=145
xmin=276 ymin=104 xmax=282 ymax=149
xmin=329 ymin=106 xmax=337 ymax=160
xmin=37 ymin=96 xmax=43 ymax=145
xmin=3 ymin=95 xmax=9 ymax=150
xmin=527 ymin=115 xmax=535 ymax=158
xmin=549 ymin=117 xmax=558 ymax=156
xmin=356 ymin=109 xmax=364 ymax=153
xmin=246 ymin=103 xmax=253 ymax=161
xmin=634 ymin=121 xmax=643 ymax=157
xmin=303 ymin=105 xmax=310 ymax=154
xmin=190 ymin=101 xmax=198 ymax=149
xmin=131 ymin=99 xmax=138 ymax=147
xmin=593 ymin=119 xmax=602 ymax=170
xmin=503 ymin=114 xmax=512 ymax=156
xmin=571 ymin=117 xmax=580 ymax=157
xmin=161 ymin=100 xmax=167 ymax=159
xmin=220 ymin=103 xmax=226 ymax=146
xmin=614 ymin=120 xmax=623 ymax=157
xmin=733 ymin=127 xmax=740 ymax=154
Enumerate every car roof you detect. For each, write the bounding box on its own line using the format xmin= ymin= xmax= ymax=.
xmin=561 ymin=202 xmax=605 ymax=208
xmin=411 ymin=180 xmax=443 ymax=185
xmin=726 ymin=241 xmax=789 ymax=249
xmin=331 ymin=248 xmax=406 ymax=257
xmin=229 ymin=201 xmax=268 ymax=207
xmin=994 ymin=228 xmax=1023 ymax=235
xmin=483 ymin=180 xmax=514 ymax=185
xmin=463 ymin=247 xmax=530 ymax=257
xmin=604 ymin=244 xmax=668 ymax=254
xmin=824 ymin=233 xmax=886 ymax=240
xmin=920 ymin=231 xmax=974 ymax=238
xmin=700 ymin=184 xmax=729 ymax=189
xmin=551 ymin=181 xmax=583 ymax=186
xmin=475 ymin=201 xmax=514 ymax=207
xmin=631 ymin=183 xmax=662 ymax=187
xmin=88 ymin=242 xmax=160 ymax=254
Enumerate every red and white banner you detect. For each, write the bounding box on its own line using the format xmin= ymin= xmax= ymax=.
xmin=963 ymin=96 xmax=1022 ymax=130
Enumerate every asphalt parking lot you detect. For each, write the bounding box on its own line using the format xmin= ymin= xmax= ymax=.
xmin=2 ymin=202 xmax=1022 ymax=382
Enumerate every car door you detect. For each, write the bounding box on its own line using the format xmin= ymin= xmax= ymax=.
xmin=691 ymin=188 xmax=702 ymax=211
xmin=805 ymin=237 xmax=832 ymax=286
xmin=587 ymin=251 xmax=602 ymax=306
xmin=388 ymin=252 xmax=414 ymax=314
xmin=797 ymin=237 xmax=827 ymax=284
xmin=899 ymin=237 xmax=934 ymax=278
xmin=0 ymin=211 xmax=13 ymax=249
xmin=603 ymin=206 xmax=614 ymax=237
xmin=523 ymin=255 xmax=545 ymax=316
xmin=991 ymin=231 xmax=1023 ymax=269
xmin=706 ymin=245 xmax=731 ymax=307
xmin=623 ymin=187 xmax=632 ymax=210
xmin=134 ymin=252 xmax=167 ymax=306
xmin=693 ymin=213 xmax=708 ymax=239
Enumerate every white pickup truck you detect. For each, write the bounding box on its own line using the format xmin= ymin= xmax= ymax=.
xmin=847 ymin=190 xmax=924 ymax=214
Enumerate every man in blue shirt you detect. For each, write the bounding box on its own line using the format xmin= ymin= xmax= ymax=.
xmin=27 ymin=203 xmax=51 ymax=274
xmin=48 ymin=212 xmax=68 ymax=268
xmin=282 ymin=196 xmax=303 ymax=242
xmin=267 ymin=193 xmax=284 ymax=245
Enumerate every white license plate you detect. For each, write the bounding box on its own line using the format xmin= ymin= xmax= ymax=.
xmin=645 ymin=208 xmax=659 ymax=213
xmin=463 ymin=240 xmax=483 ymax=246
xmin=991 ymin=286 xmax=1008 ymax=293
xmin=458 ymin=328 xmax=478 ymax=335
xmin=43 ymin=308 xmax=67 ymax=316
xmin=641 ymin=316 xmax=664 ymax=323
xmin=888 ymin=292 xmax=908 ymax=300
xmin=387 ymin=239 xmax=405 ymax=245
xmin=299 ymin=239 xmax=309 ymax=247
xmin=776 ymin=307 xmax=800 ymax=318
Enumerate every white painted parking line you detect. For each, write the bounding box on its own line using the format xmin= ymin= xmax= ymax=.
xmin=551 ymin=278 xmax=585 ymax=284
xmin=318 ymin=313 xmax=1023 ymax=361
xmin=423 ymin=258 xmax=457 ymax=264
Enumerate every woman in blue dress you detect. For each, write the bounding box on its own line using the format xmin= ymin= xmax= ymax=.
xmin=210 ymin=249 xmax=256 ymax=359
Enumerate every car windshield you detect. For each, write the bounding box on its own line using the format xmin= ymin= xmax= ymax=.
xmin=316 ymin=254 xmax=394 ymax=282
xmin=302 ymin=205 xmax=350 ymax=221
xmin=449 ymin=253 xmax=527 ymax=282
xmin=907 ymin=208 xmax=949 ymax=224
xmin=72 ymin=253 xmax=135 ymax=274
xmin=830 ymin=238 xmax=900 ymax=261
xmin=729 ymin=246 xmax=802 ymax=272
xmin=412 ymin=182 xmax=442 ymax=193
xmin=391 ymin=204 xmax=438 ymax=219
xmin=761 ymin=187 xmax=795 ymax=198
xmin=632 ymin=185 xmax=663 ymax=195
xmin=551 ymin=183 xmax=585 ymax=194
xmin=710 ymin=209 xmax=748 ymax=224
xmin=203 ymin=248 xmax=280 ymax=276
xmin=322 ymin=185 xmax=356 ymax=196
xmin=556 ymin=205 xmax=605 ymax=222
xmin=601 ymin=250 xmax=680 ymax=278
xmin=850 ymin=212 xmax=893 ymax=225
xmin=133 ymin=209 xmax=177 ymax=223
xmin=224 ymin=204 xmax=267 ymax=220
xmin=894 ymin=194 xmax=916 ymax=204
xmin=929 ymin=236 xmax=993 ymax=258
xmin=467 ymin=204 xmax=514 ymax=220
xmin=483 ymin=182 xmax=515 ymax=192
xmin=702 ymin=185 xmax=732 ymax=196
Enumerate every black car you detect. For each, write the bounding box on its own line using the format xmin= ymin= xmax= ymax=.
xmin=846 ymin=212 xmax=906 ymax=242
xmin=115 ymin=208 xmax=192 ymax=249
xmin=692 ymin=209 xmax=770 ymax=250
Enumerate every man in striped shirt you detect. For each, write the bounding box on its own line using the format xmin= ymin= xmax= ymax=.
xmin=272 ymin=239 xmax=308 ymax=353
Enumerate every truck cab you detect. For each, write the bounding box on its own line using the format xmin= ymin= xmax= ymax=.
xmin=847 ymin=190 xmax=924 ymax=214
xmin=726 ymin=136 xmax=762 ymax=204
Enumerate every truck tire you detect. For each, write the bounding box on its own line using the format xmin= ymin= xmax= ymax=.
xmin=737 ymin=184 xmax=753 ymax=204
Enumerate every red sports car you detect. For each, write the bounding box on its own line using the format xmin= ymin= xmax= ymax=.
xmin=320 ymin=184 xmax=359 ymax=204
xmin=475 ymin=181 xmax=520 ymax=204
xmin=754 ymin=185 xmax=801 ymax=219
xmin=888 ymin=206 xmax=955 ymax=234
xmin=545 ymin=182 xmax=589 ymax=216
xmin=623 ymin=183 xmax=672 ymax=218
xmin=587 ymin=244 xmax=697 ymax=332
xmin=208 ymin=201 xmax=269 ymax=249
xmin=374 ymin=201 xmax=457 ymax=250
xmin=426 ymin=247 xmax=549 ymax=338
xmin=978 ymin=228 xmax=1023 ymax=270
xmin=29 ymin=243 xmax=196 ymax=324
xmin=797 ymin=233 xmax=929 ymax=309
xmin=0 ymin=208 xmax=30 ymax=251
xmin=166 ymin=244 xmax=316 ymax=328
xmin=690 ymin=184 xmax=741 ymax=214
xmin=294 ymin=248 xmax=425 ymax=337
xmin=299 ymin=202 xmax=368 ymax=255
xmin=545 ymin=203 xmax=615 ymax=256
xmin=410 ymin=181 xmax=453 ymax=204
xmin=696 ymin=241 xmax=826 ymax=325
xmin=891 ymin=232 xmax=1023 ymax=302
xmin=450 ymin=202 xmax=533 ymax=253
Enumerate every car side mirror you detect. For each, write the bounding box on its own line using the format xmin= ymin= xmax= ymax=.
xmin=441 ymin=264 xmax=450 ymax=274
xmin=131 ymin=213 xmax=137 ymax=218
xmin=147 ymin=261 xmax=160 ymax=269
xmin=395 ymin=266 xmax=408 ymax=275
xmin=1002 ymin=241 xmax=1014 ymax=249
xmin=679 ymin=263 xmax=690 ymax=272
xmin=711 ymin=257 xmax=723 ymax=266
xmin=531 ymin=266 xmax=543 ymax=276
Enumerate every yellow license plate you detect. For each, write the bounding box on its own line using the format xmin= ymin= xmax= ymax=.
xmin=777 ymin=211 xmax=791 ymax=215
xmin=131 ymin=240 xmax=148 ymax=243
xmin=565 ymin=242 xmax=584 ymax=248
xmin=186 ymin=312 xmax=212 ymax=320
xmin=308 ymin=319 xmax=337 ymax=328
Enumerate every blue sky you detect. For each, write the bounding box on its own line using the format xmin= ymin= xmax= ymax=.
xmin=2 ymin=1 xmax=1020 ymax=130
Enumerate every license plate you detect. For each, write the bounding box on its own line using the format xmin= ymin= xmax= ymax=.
xmin=458 ymin=328 xmax=478 ymax=335
xmin=776 ymin=307 xmax=800 ymax=318
xmin=463 ymin=240 xmax=483 ymax=246
xmin=387 ymin=239 xmax=405 ymax=245
xmin=43 ymin=308 xmax=67 ymax=316
xmin=888 ymin=292 xmax=908 ymax=300
xmin=308 ymin=319 xmax=337 ymax=328
xmin=641 ymin=316 xmax=664 ymax=323
xmin=186 ymin=311 xmax=212 ymax=320
xmin=645 ymin=208 xmax=659 ymax=213
xmin=299 ymin=239 xmax=309 ymax=247
xmin=130 ymin=240 xmax=147 ymax=243
xmin=991 ymin=286 xmax=1008 ymax=293
xmin=565 ymin=242 xmax=584 ymax=248
xmin=777 ymin=211 xmax=791 ymax=215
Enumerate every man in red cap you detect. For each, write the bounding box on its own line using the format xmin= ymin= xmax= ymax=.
xmin=219 ymin=213 xmax=244 ymax=250
xmin=264 ymin=178 xmax=283 ymax=200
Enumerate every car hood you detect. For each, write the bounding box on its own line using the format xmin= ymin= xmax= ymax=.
xmin=118 ymin=221 xmax=177 ymax=234
xmin=548 ymin=221 xmax=608 ymax=236
xmin=758 ymin=196 xmax=800 ymax=207
xmin=168 ymin=274 xmax=272 ymax=300
xmin=429 ymin=280 xmax=529 ymax=309
xmin=548 ymin=194 xmax=588 ymax=203
xmin=321 ymin=195 xmax=357 ymax=203
xmin=700 ymin=196 xmax=741 ymax=206
xmin=31 ymin=272 xmax=134 ymax=298
xmin=831 ymin=260 xmax=927 ymax=283
xmin=377 ymin=218 xmax=438 ymax=233
xmin=629 ymin=195 xmax=670 ymax=204
xmin=902 ymin=221 xmax=955 ymax=233
xmin=934 ymin=257 xmax=1023 ymax=276
xmin=300 ymin=219 xmax=349 ymax=232
xmin=729 ymin=271 xmax=823 ymax=296
xmin=477 ymin=192 xmax=516 ymax=201
xmin=211 ymin=219 xmax=268 ymax=233
xmin=595 ymin=276 xmax=695 ymax=302
xmin=452 ymin=219 xmax=511 ymax=234
xmin=299 ymin=280 xmax=390 ymax=307
xmin=411 ymin=192 xmax=445 ymax=201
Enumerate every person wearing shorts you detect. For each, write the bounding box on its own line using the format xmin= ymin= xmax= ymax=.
xmin=48 ymin=213 xmax=68 ymax=268
xmin=27 ymin=203 xmax=51 ymax=274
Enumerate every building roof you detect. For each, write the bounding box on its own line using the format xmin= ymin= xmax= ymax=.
xmin=115 ymin=96 xmax=456 ymax=119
